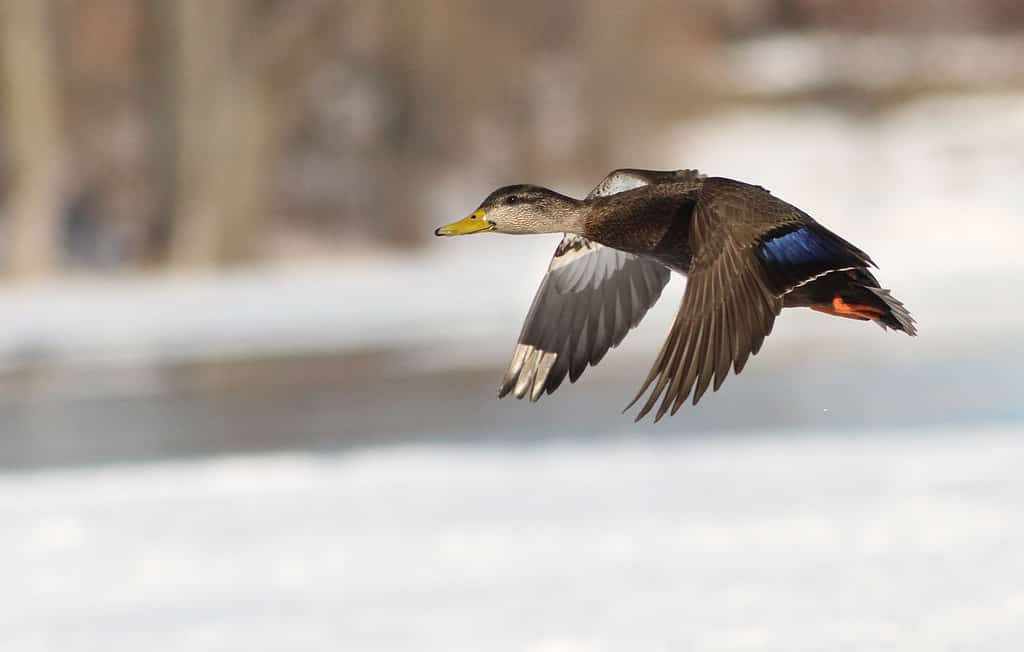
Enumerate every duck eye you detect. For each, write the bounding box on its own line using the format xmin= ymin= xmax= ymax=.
xmin=504 ymin=195 xmax=519 ymax=206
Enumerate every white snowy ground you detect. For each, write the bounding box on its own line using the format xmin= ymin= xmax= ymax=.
xmin=3 ymin=424 xmax=1023 ymax=651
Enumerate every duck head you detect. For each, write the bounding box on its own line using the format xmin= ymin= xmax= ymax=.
xmin=435 ymin=185 xmax=584 ymax=237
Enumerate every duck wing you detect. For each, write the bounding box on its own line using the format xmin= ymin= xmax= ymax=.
xmin=626 ymin=191 xmax=785 ymax=422
xmin=626 ymin=178 xmax=881 ymax=422
xmin=499 ymin=235 xmax=671 ymax=401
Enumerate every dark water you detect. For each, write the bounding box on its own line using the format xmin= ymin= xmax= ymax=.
xmin=0 ymin=339 xmax=1019 ymax=471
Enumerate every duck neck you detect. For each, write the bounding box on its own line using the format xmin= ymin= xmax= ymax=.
xmin=543 ymin=196 xmax=588 ymax=235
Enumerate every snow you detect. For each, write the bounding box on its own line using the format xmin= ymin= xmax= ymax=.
xmin=3 ymin=424 xmax=1023 ymax=651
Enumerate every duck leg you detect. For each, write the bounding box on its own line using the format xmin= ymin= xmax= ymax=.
xmin=811 ymin=295 xmax=886 ymax=321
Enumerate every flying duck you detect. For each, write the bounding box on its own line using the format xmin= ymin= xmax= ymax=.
xmin=435 ymin=169 xmax=916 ymax=422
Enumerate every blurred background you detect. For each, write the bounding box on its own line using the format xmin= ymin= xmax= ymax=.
xmin=1 ymin=1 xmax=1023 ymax=650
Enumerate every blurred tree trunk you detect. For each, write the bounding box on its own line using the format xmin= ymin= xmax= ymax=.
xmin=370 ymin=1 xmax=427 ymax=247
xmin=163 ymin=0 xmax=222 ymax=267
xmin=165 ymin=0 xmax=280 ymax=267
xmin=163 ymin=0 xmax=324 ymax=267
xmin=0 ymin=0 xmax=66 ymax=277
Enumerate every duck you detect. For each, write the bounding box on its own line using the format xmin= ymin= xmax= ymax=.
xmin=435 ymin=169 xmax=916 ymax=422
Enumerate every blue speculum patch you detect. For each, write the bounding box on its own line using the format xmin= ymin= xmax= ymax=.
xmin=759 ymin=226 xmax=838 ymax=265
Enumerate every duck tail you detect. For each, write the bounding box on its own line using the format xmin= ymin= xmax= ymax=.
xmin=804 ymin=268 xmax=918 ymax=335
xmin=864 ymin=286 xmax=917 ymax=334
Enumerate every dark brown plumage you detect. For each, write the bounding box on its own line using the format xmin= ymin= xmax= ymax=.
xmin=437 ymin=168 xmax=917 ymax=421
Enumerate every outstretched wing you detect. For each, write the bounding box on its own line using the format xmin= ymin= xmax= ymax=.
xmin=499 ymin=236 xmax=670 ymax=401
xmin=626 ymin=194 xmax=784 ymax=422
xmin=625 ymin=177 xmax=880 ymax=422
xmin=497 ymin=169 xmax=700 ymax=402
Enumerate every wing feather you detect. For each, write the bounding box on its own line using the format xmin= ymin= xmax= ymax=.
xmin=499 ymin=236 xmax=671 ymax=401
xmin=628 ymin=200 xmax=784 ymax=422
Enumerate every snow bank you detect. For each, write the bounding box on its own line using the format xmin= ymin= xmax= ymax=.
xmin=2 ymin=424 xmax=1022 ymax=651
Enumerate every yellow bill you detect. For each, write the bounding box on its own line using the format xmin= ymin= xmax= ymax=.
xmin=434 ymin=209 xmax=494 ymax=236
